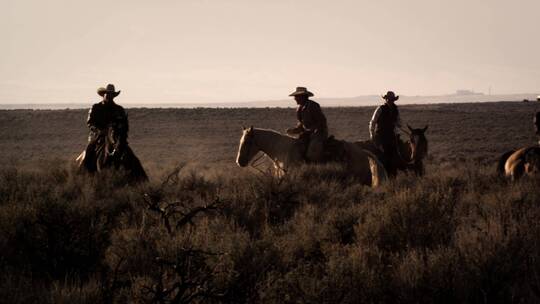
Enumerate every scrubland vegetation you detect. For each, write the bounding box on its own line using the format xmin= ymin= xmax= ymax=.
xmin=1 ymin=160 xmax=540 ymax=303
xmin=1 ymin=102 xmax=539 ymax=303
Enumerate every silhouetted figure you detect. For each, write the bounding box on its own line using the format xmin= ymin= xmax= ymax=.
xmin=369 ymin=91 xmax=405 ymax=176
xmin=80 ymin=84 xmax=128 ymax=172
xmin=76 ymin=84 xmax=147 ymax=182
xmin=286 ymin=87 xmax=328 ymax=162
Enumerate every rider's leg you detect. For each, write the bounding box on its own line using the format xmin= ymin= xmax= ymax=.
xmin=382 ymin=138 xmax=397 ymax=177
xmin=82 ymin=131 xmax=101 ymax=172
xmin=306 ymin=133 xmax=326 ymax=162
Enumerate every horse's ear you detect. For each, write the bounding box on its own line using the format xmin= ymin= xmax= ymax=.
xmin=249 ymin=126 xmax=254 ymax=131
xmin=407 ymin=124 xmax=413 ymax=132
xmin=423 ymin=125 xmax=428 ymax=132
xmin=242 ymin=125 xmax=246 ymax=130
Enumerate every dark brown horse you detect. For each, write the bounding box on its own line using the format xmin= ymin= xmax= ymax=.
xmin=357 ymin=125 xmax=428 ymax=176
xmin=76 ymin=123 xmax=148 ymax=183
xmin=396 ymin=125 xmax=429 ymax=176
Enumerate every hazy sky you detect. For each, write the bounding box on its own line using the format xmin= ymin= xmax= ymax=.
xmin=1 ymin=0 xmax=539 ymax=103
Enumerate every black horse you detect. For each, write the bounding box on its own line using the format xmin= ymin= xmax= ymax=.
xmin=77 ymin=122 xmax=148 ymax=183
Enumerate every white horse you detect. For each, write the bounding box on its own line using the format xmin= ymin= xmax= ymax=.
xmin=235 ymin=127 xmax=387 ymax=187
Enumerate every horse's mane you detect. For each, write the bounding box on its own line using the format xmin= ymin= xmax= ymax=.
xmin=252 ymin=127 xmax=295 ymax=139
xmin=253 ymin=127 xmax=284 ymax=135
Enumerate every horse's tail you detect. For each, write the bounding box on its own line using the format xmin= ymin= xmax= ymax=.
xmin=363 ymin=149 xmax=388 ymax=187
xmin=497 ymin=149 xmax=515 ymax=176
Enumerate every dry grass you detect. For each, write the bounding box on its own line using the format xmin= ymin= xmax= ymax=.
xmin=1 ymin=102 xmax=538 ymax=172
xmin=1 ymin=102 xmax=540 ymax=303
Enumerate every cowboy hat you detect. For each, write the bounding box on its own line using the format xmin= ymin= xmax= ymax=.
xmin=289 ymin=87 xmax=314 ymax=97
xmin=382 ymin=91 xmax=399 ymax=101
xmin=97 ymin=84 xmax=121 ymax=97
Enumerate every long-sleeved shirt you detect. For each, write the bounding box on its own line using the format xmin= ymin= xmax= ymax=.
xmin=87 ymin=101 xmax=129 ymax=134
xmin=369 ymin=104 xmax=402 ymax=139
xmin=288 ymin=100 xmax=328 ymax=136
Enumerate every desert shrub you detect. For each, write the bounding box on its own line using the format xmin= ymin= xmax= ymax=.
xmin=392 ymin=247 xmax=461 ymax=303
xmin=219 ymin=173 xmax=301 ymax=237
xmin=2 ymin=160 xmax=540 ymax=303
xmin=355 ymin=174 xmax=459 ymax=253
xmin=0 ymin=167 xmax=127 ymax=281
xmin=50 ymin=277 xmax=102 ymax=304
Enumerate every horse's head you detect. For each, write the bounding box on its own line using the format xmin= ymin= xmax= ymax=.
xmin=105 ymin=122 xmax=128 ymax=158
xmin=236 ymin=126 xmax=259 ymax=167
xmin=407 ymin=125 xmax=428 ymax=163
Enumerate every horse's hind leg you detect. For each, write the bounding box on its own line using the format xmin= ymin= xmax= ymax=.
xmin=497 ymin=150 xmax=516 ymax=176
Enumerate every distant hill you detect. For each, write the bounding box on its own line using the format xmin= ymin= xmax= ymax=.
xmin=254 ymin=93 xmax=540 ymax=107
xmin=0 ymin=93 xmax=538 ymax=109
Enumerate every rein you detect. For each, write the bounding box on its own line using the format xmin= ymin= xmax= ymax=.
xmin=245 ymin=131 xmax=286 ymax=175
xmin=249 ymin=153 xmax=268 ymax=174
xmin=104 ymin=124 xmax=127 ymax=160
xmin=244 ymin=133 xmax=266 ymax=174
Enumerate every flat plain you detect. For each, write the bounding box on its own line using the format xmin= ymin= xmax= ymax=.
xmin=2 ymin=101 xmax=540 ymax=304
xmin=0 ymin=101 xmax=538 ymax=173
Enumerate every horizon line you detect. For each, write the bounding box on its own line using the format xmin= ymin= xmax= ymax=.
xmin=1 ymin=92 xmax=539 ymax=105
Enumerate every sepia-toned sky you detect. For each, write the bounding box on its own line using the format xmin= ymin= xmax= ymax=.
xmin=1 ymin=0 xmax=539 ymax=103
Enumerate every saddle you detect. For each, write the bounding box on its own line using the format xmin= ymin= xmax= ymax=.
xmin=356 ymin=139 xmax=384 ymax=160
xmin=323 ymin=136 xmax=348 ymax=163
xmin=294 ymin=133 xmax=348 ymax=163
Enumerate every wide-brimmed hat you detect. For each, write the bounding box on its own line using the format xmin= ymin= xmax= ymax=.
xmin=289 ymin=87 xmax=314 ymax=97
xmin=97 ymin=84 xmax=121 ymax=97
xmin=382 ymin=91 xmax=399 ymax=101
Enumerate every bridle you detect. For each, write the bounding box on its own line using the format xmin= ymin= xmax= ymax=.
xmin=241 ymin=131 xmax=262 ymax=167
xmin=409 ymin=133 xmax=427 ymax=163
xmin=242 ymin=129 xmax=284 ymax=175
xmin=395 ymin=129 xmax=427 ymax=165
xmin=106 ymin=123 xmax=126 ymax=159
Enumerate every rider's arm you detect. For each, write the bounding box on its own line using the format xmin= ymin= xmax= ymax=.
xmin=313 ymin=104 xmax=327 ymax=133
xmin=287 ymin=122 xmax=304 ymax=135
xmin=369 ymin=106 xmax=382 ymax=139
xmin=395 ymin=112 xmax=404 ymax=134
xmin=288 ymin=105 xmax=306 ymax=135
xmin=122 ymin=110 xmax=129 ymax=135
xmin=87 ymin=105 xmax=98 ymax=131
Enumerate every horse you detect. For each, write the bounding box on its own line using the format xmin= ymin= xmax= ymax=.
xmin=76 ymin=123 xmax=148 ymax=183
xmin=497 ymin=146 xmax=540 ymax=180
xmin=235 ymin=127 xmax=387 ymax=187
xmin=356 ymin=125 xmax=428 ymax=176
xmin=396 ymin=125 xmax=429 ymax=176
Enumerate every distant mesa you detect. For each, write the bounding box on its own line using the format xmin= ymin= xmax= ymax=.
xmin=454 ymin=90 xmax=484 ymax=96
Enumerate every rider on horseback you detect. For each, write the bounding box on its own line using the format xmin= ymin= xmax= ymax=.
xmin=286 ymin=87 xmax=328 ymax=162
xmin=80 ymin=84 xmax=129 ymax=172
xmin=369 ymin=91 xmax=405 ymax=176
